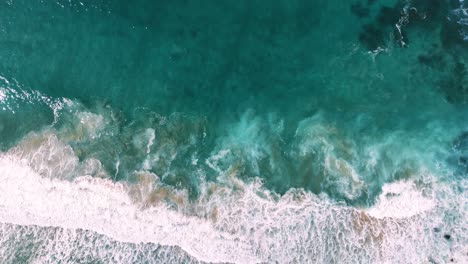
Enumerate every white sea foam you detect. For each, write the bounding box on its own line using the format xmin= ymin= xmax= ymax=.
xmin=75 ymin=111 xmax=108 ymax=139
xmin=8 ymin=132 xmax=79 ymax=180
xmin=368 ymin=179 xmax=435 ymax=219
xmin=324 ymin=156 xmax=364 ymax=200
xmin=0 ymin=140 xmax=464 ymax=263
xmin=146 ymin=128 xmax=156 ymax=154
xmin=0 ymin=76 xmax=72 ymax=124
xmin=0 ymin=112 xmax=465 ymax=263
xmin=0 ymin=156 xmax=258 ymax=263
xmin=0 ymin=88 xmax=6 ymax=102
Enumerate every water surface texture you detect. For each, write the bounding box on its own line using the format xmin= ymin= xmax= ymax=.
xmin=0 ymin=0 xmax=467 ymax=263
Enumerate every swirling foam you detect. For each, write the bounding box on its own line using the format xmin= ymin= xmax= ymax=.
xmin=0 ymin=128 xmax=465 ymax=263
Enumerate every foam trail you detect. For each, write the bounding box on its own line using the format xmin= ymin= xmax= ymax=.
xmin=0 ymin=156 xmax=258 ymax=264
xmin=0 ymin=124 xmax=466 ymax=263
xmin=0 ymin=152 xmax=465 ymax=263
xmin=146 ymin=128 xmax=155 ymax=154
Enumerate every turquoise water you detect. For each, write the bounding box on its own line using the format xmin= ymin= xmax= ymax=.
xmin=0 ymin=0 xmax=467 ymax=263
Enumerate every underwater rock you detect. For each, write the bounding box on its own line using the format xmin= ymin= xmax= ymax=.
xmin=439 ymin=62 xmax=468 ymax=104
xmin=417 ymin=53 xmax=444 ymax=68
xmin=444 ymin=234 xmax=451 ymax=240
xmin=351 ymin=3 xmax=370 ymax=18
xmin=376 ymin=6 xmax=400 ymax=26
xmin=417 ymin=44 xmax=451 ymax=71
xmin=411 ymin=0 xmax=446 ymax=20
xmin=357 ymin=0 xmax=459 ymax=50
xmin=441 ymin=18 xmax=467 ymax=50
xmin=417 ymin=44 xmax=446 ymax=68
xmin=357 ymin=4 xmax=403 ymax=49
xmin=359 ymin=24 xmax=386 ymax=50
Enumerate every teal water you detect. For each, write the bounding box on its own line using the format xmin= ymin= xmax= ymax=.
xmin=0 ymin=0 xmax=467 ymax=263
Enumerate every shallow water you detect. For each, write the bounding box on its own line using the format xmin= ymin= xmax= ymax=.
xmin=0 ymin=0 xmax=467 ymax=263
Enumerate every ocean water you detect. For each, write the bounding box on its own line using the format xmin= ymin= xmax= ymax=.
xmin=0 ymin=0 xmax=467 ymax=263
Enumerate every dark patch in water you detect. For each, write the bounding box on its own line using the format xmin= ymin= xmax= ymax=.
xmin=418 ymin=53 xmax=444 ymax=68
xmin=376 ymin=6 xmax=400 ymax=26
xmin=351 ymin=3 xmax=370 ymax=18
xmin=440 ymin=62 xmax=468 ymax=104
xmin=356 ymin=0 xmax=462 ymax=51
xmin=417 ymin=45 xmax=446 ymax=68
xmin=411 ymin=0 xmax=446 ymax=19
xmin=359 ymin=24 xmax=386 ymax=50
xmin=357 ymin=4 xmax=403 ymax=49
xmin=441 ymin=17 xmax=467 ymax=51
